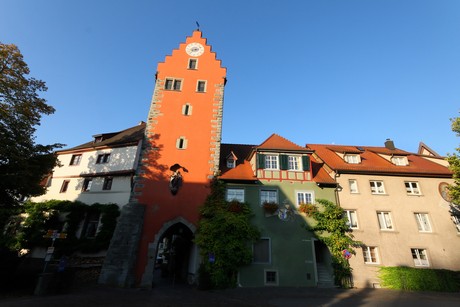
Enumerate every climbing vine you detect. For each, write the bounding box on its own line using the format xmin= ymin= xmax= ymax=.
xmin=194 ymin=179 xmax=260 ymax=289
xmin=0 ymin=200 xmax=120 ymax=255
xmin=307 ymin=199 xmax=362 ymax=288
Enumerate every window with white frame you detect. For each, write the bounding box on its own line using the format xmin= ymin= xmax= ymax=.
xmin=253 ymin=238 xmax=270 ymax=263
xmin=343 ymin=210 xmax=359 ymax=229
xmin=260 ymin=189 xmax=278 ymax=205
xmin=182 ymin=103 xmax=192 ymax=116
xmin=196 ymin=80 xmax=206 ymax=92
xmin=264 ymin=270 xmax=278 ymax=286
xmin=176 ymin=137 xmax=188 ymax=149
xmin=349 ymin=179 xmax=359 ymax=193
xmin=370 ymin=180 xmax=385 ymax=194
xmin=188 ymin=58 xmax=198 ymax=69
xmin=165 ymin=78 xmax=182 ymax=91
xmin=362 ymin=246 xmax=379 ymax=264
xmin=405 ymin=181 xmax=421 ymax=195
xmin=392 ymin=156 xmax=408 ymax=166
xmin=226 ymin=157 xmax=235 ymax=169
xmin=264 ymin=155 xmax=279 ymax=170
xmin=226 ymin=188 xmax=244 ymax=202
xmin=344 ymin=154 xmax=361 ymax=164
xmin=414 ymin=213 xmax=432 ymax=232
xmin=288 ymin=155 xmax=301 ymax=171
xmin=411 ymin=248 xmax=429 ymax=267
xmin=377 ymin=211 xmax=393 ymax=230
xmin=296 ymin=191 xmax=314 ymax=206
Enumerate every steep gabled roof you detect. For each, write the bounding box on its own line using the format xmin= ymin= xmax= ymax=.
xmin=307 ymin=143 xmax=452 ymax=177
xmin=58 ymin=122 xmax=146 ymax=153
xmin=257 ymin=133 xmax=306 ymax=151
xmin=219 ymin=143 xmax=256 ymax=181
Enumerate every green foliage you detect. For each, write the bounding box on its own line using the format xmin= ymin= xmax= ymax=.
xmin=448 ymin=114 xmax=460 ymax=206
xmin=0 ymin=200 xmax=119 ymax=255
xmin=307 ymin=199 xmax=361 ymax=288
xmin=195 ymin=180 xmax=260 ymax=289
xmin=379 ymin=266 xmax=460 ymax=292
xmin=0 ymin=43 xmax=63 ymax=208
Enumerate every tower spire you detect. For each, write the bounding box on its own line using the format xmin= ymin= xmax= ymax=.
xmin=195 ymin=21 xmax=200 ymax=31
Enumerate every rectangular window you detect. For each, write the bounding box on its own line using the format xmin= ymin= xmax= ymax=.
xmin=253 ymin=238 xmax=270 ymax=263
xmin=297 ymin=191 xmax=314 ymax=205
xmin=264 ymin=155 xmax=279 ymax=170
xmin=288 ymin=155 xmax=301 ymax=171
xmin=70 ymin=154 xmax=82 ymax=166
xmin=349 ymin=179 xmax=359 ymax=193
xmin=96 ymin=153 xmax=110 ymax=164
xmin=414 ymin=213 xmax=432 ymax=232
xmin=377 ymin=211 xmax=393 ymax=230
xmin=362 ymin=246 xmax=379 ymax=264
xmin=370 ymin=180 xmax=385 ymax=194
xmin=196 ymin=80 xmax=206 ymax=92
xmin=83 ymin=212 xmax=100 ymax=238
xmin=82 ymin=178 xmax=92 ymax=192
xmin=188 ymin=58 xmax=197 ymax=69
xmin=103 ymin=177 xmax=113 ymax=191
xmin=176 ymin=137 xmax=188 ymax=149
xmin=343 ymin=210 xmax=358 ymax=229
xmin=411 ymin=248 xmax=429 ymax=267
xmin=60 ymin=180 xmax=70 ymax=193
xmin=226 ymin=188 xmax=244 ymax=202
xmin=182 ymin=103 xmax=192 ymax=116
xmin=165 ymin=78 xmax=182 ymax=91
xmin=344 ymin=154 xmax=360 ymax=164
xmin=260 ymin=189 xmax=278 ymax=205
xmin=405 ymin=182 xmax=421 ymax=195
xmin=265 ymin=270 xmax=278 ymax=286
xmin=392 ymin=156 xmax=408 ymax=166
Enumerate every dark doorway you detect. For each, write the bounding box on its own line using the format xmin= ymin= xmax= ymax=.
xmin=154 ymin=223 xmax=193 ymax=286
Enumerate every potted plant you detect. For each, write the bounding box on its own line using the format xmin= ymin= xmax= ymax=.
xmin=298 ymin=203 xmax=317 ymax=216
xmin=263 ymin=202 xmax=279 ymax=215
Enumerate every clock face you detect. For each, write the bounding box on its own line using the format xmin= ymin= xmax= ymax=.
xmin=186 ymin=43 xmax=204 ymax=57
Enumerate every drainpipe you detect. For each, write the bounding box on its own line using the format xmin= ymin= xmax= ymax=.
xmin=334 ymin=172 xmax=341 ymax=207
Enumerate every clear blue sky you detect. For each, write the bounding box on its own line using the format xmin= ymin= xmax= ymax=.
xmin=2 ymin=0 xmax=459 ymax=155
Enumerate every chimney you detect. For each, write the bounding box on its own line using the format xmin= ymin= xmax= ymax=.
xmin=384 ymin=138 xmax=395 ymax=150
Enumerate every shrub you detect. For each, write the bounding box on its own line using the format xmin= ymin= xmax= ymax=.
xmin=379 ymin=266 xmax=460 ymax=292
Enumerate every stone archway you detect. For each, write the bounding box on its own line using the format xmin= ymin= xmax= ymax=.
xmin=140 ymin=217 xmax=197 ymax=288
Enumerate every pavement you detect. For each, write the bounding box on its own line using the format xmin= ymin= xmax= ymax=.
xmin=1 ymin=284 xmax=460 ymax=307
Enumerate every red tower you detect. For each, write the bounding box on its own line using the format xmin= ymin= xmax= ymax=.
xmin=132 ymin=30 xmax=226 ymax=286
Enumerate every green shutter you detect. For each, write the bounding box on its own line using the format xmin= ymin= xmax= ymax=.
xmin=257 ymin=154 xmax=265 ymax=169
xmin=302 ymin=156 xmax=310 ymax=171
xmin=280 ymin=155 xmax=288 ymax=170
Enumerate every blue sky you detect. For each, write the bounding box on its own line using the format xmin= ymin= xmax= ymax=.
xmin=2 ymin=0 xmax=459 ymax=155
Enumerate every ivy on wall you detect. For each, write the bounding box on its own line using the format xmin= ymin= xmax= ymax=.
xmin=194 ymin=180 xmax=260 ymax=289
xmin=306 ymin=199 xmax=362 ymax=288
xmin=0 ymin=200 xmax=120 ymax=255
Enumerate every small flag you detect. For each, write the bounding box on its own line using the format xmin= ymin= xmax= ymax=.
xmin=196 ymin=21 xmax=200 ymax=29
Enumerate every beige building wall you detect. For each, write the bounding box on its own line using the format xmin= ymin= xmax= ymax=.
xmin=337 ymin=173 xmax=460 ymax=288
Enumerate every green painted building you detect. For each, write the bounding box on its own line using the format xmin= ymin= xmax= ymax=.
xmin=219 ymin=134 xmax=338 ymax=287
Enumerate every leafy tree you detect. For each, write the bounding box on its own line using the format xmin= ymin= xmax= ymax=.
xmin=0 ymin=43 xmax=62 ymax=208
xmin=194 ymin=180 xmax=260 ymax=289
xmin=448 ymin=114 xmax=460 ymax=206
xmin=307 ymin=199 xmax=362 ymax=288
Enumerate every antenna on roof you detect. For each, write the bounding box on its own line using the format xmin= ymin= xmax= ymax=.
xmin=196 ymin=21 xmax=200 ymax=30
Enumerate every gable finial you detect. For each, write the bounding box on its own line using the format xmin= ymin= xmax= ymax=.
xmin=196 ymin=21 xmax=200 ymax=31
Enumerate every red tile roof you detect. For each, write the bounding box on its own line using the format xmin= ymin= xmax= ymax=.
xmin=307 ymin=144 xmax=452 ymax=177
xmin=257 ymin=134 xmax=307 ymax=151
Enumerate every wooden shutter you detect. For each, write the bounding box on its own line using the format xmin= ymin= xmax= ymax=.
xmin=302 ymin=156 xmax=310 ymax=171
xmin=280 ymin=155 xmax=288 ymax=170
xmin=257 ymin=154 xmax=265 ymax=169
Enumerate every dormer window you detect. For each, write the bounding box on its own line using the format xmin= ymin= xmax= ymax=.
xmin=227 ymin=157 xmax=236 ymax=169
xmin=391 ymin=156 xmax=408 ymax=166
xmin=344 ymin=154 xmax=361 ymax=164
